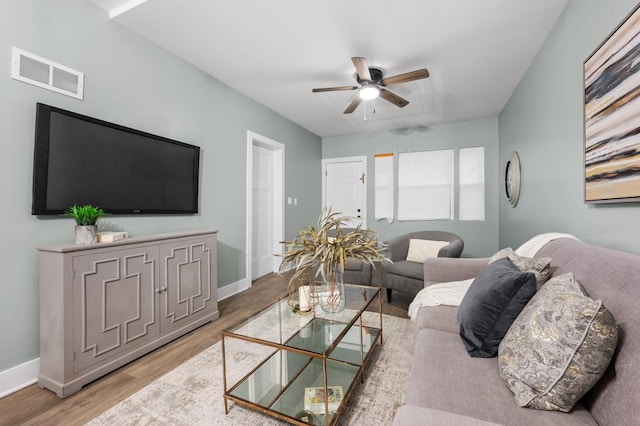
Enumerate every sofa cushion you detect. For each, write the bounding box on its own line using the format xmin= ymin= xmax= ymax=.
xmin=415 ymin=305 xmax=459 ymax=334
xmin=385 ymin=260 xmax=424 ymax=281
xmin=405 ymin=328 xmax=597 ymax=426
xmin=490 ymin=247 xmax=552 ymax=289
xmin=393 ymin=406 xmax=503 ymax=426
xmin=424 ymin=257 xmax=489 ymax=284
xmin=498 ymin=273 xmax=618 ymax=412
xmin=406 ymin=239 xmax=449 ymax=263
xmin=344 ymin=258 xmax=364 ymax=271
xmin=535 ymin=239 xmax=640 ymax=425
xmin=458 ymin=257 xmax=536 ymax=357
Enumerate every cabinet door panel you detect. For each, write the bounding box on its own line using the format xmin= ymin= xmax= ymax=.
xmin=73 ymin=246 xmax=159 ymax=373
xmin=160 ymin=236 xmax=216 ymax=332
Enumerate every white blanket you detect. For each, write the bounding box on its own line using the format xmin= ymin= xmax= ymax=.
xmin=407 ymin=232 xmax=581 ymax=320
xmin=408 ymin=279 xmax=473 ymax=320
xmin=515 ymin=232 xmax=579 ymax=257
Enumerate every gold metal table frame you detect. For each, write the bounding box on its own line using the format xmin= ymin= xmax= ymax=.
xmin=222 ymin=283 xmax=383 ymax=426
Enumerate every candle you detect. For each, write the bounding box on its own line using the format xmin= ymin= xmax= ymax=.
xmin=299 ymin=285 xmax=311 ymax=312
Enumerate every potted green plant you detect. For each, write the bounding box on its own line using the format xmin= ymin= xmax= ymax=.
xmin=65 ymin=204 xmax=105 ymax=244
xmin=279 ymin=209 xmax=388 ymax=313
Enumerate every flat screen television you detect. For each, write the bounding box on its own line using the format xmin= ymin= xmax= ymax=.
xmin=32 ymin=103 xmax=200 ymax=215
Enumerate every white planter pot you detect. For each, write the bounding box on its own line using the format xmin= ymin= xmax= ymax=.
xmin=75 ymin=225 xmax=97 ymax=245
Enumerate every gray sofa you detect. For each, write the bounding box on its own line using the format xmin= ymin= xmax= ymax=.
xmin=381 ymin=231 xmax=463 ymax=301
xmin=395 ymin=238 xmax=640 ymax=425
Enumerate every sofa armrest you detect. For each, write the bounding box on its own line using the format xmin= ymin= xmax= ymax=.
xmin=424 ymin=257 xmax=489 ymax=284
xmin=394 ymin=405 xmax=504 ymax=426
xmin=438 ymin=238 xmax=464 ymax=258
xmin=384 ymin=234 xmax=411 ymax=262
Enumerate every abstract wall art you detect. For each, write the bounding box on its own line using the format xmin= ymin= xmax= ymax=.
xmin=584 ymin=3 xmax=640 ymax=203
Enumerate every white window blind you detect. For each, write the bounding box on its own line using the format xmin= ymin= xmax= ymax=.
xmin=374 ymin=153 xmax=394 ymax=223
xmin=398 ymin=150 xmax=454 ymax=220
xmin=459 ymin=147 xmax=485 ymax=221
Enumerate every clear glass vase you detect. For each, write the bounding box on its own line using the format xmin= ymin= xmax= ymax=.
xmin=320 ymin=269 xmax=346 ymax=313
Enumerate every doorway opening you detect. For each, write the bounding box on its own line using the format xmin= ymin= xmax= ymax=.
xmin=246 ymin=131 xmax=284 ymax=284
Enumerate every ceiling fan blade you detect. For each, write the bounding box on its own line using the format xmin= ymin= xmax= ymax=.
xmin=352 ymin=57 xmax=372 ymax=81
xmin=312 ymin=86 xmax=358 ymax=93
xmin=379 ymin=88 xmax=409 ymax=108
xmin=381 ymin=68 xmax=430 ymax=86
xmin=344 ymin=95 xmax=363 ymax=114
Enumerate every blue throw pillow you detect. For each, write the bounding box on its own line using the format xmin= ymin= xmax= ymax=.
xmin=458 ymin=257 xmax=536 ymax=357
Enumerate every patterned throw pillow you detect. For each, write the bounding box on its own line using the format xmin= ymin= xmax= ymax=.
xmin=489 ymin=247 xmax=552 ymax=289
xmin=498 ymin=273 xmax=618 ymax=412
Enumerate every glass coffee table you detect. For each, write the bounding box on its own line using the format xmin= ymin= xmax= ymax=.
xmin=222 ymin=283 xmax=382 ymax=425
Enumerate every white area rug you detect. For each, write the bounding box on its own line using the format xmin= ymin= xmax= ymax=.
xmin=87 ymin=313 xmax=413 ymax=425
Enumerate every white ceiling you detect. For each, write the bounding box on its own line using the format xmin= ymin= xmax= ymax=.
xmin=90 ymin=0 xmax=568 ymax=138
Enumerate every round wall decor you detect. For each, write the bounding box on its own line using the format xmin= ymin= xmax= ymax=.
xmin=505 ymin=151 xmax=521 ymax=207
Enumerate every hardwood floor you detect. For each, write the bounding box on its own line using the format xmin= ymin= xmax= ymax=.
xmin=0 ymin=272 xmax=409 ymax=425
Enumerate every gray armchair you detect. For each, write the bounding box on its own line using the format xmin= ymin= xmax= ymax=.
xmin=381 ymin=231 xmax=464 ymax=302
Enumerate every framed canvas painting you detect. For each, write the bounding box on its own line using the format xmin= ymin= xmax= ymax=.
xmin=584 ymin=4 xmax=640 ymax=203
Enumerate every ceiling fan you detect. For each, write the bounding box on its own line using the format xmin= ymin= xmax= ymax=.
xmin=312 ymin=57 xmax=429 ymax=114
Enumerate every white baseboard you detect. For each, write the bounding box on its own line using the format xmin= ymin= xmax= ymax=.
xmin=218 ymin=277 xmax=251 ymax=301
xmin=0 ymin=358 xmax=39 ymax=398
xmin=0 ymin=280 xmax=251 ymax=398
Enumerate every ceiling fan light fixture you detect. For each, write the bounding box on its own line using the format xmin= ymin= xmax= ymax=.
xmin=312 ymin=57 xmax=427 ymax=113
xmin=359 ymin=85 xmax=380 ymax=100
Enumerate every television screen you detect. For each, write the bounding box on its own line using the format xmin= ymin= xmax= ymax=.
xmin=32 ymin=103 xmax=200 ymax=215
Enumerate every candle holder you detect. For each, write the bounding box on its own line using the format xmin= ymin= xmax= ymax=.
xmin=287 ymin=272 xmax=316 ymax=315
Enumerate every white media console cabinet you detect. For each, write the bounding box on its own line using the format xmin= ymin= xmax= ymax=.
xmin=37 ymin=230 xmax=219 ymax=397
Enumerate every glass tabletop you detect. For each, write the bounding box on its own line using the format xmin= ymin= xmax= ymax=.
xmin=224 ymin=283 xmax=380 ymax=355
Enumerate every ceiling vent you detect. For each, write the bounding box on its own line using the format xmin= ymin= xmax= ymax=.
xmin=11 ymin=47 xmax=84 ymax=100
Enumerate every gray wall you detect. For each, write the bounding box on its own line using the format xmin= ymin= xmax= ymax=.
xmin=0 ymin=1 xmax=321 ymax=372
xmin=322 ymin=118 xmax=500 ymax=258
xmin=499 ymin=0 xmax=640 ymax=253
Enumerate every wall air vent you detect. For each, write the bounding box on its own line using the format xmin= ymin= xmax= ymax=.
xmin=11 ymin=47 xmax=84 ymax=100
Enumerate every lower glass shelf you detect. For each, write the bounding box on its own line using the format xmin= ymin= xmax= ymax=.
xmin=271 ymin=356 xmax=359 ymax=424
xmin=228 ymin=324 xmax=381 ymax=424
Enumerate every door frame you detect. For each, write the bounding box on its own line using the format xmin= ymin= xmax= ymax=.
xmin=321 ymin=155 xmax=367 ymax=225
xmin=246 ymin=131 xmax=285 ymax=285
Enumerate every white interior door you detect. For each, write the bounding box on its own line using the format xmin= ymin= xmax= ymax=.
xmin=322 ymin=157 xmax=367 ymax=227
xmin=252 ymin=145 xmax=275 ymax=279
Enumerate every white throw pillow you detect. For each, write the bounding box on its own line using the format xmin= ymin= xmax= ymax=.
xmin=406 ymin=239 xmax=449 ymax=263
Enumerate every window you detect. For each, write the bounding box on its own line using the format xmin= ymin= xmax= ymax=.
xmin=459 ymin=147 xmax=485 ymax=221
xmin=398 ymin=150 xmax=454 ymax=220
xmin=374 ymin=153 xmax=394 ymax=223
